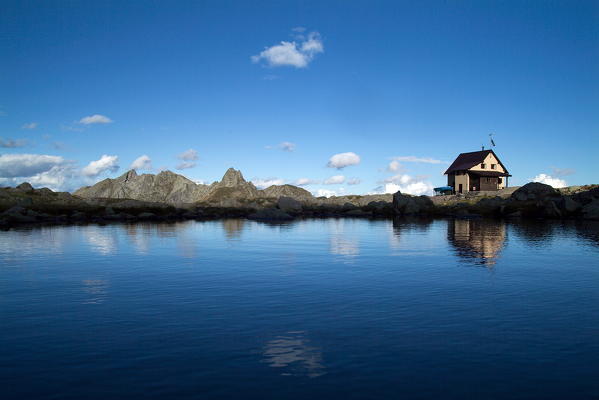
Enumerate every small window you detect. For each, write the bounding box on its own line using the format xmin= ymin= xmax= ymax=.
xmin=481 ymin=163 xmax=486 ymax=169
xmin=491 ymin=164 xmax=496 ymax=169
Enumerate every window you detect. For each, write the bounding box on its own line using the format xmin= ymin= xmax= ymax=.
xmin=481 ymin=163 xmax=486 ymax=169
xmin=491 ymin=164 xmax=496 ymax=169
xmin=498 ymin=178 xmax=503 ymax=184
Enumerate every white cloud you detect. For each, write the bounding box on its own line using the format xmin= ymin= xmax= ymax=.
xmin=178 ymin=148 xmax=199 ymax=161
xmin=176 ymin=162 xmax=196 ymax=170
xmin=79 ymin=114 xmax=113 ymax=125
xmin=23 ymin=164 xmax=78 ymax=191
xmin=82 ymin=155 xmax=119 ymax=177
xmin=21 ymin=122 xmax=38 ymax=129
xmin=324 ymin=175 xmax=345 ymax=185
xmin=327 ymin=152 xmax=361 ymax=169
xmin=252 ymin=178 xmax=285 ymax=189
xmin=0 ymin=138 xmax=28 ymax=148
xmin=0 ymin=154 xmax=65 ymax=177
xmin=266 ymin=141 xmax=297 ymax=151
xmin=376 ymin=173 xmax=434 ymax=196
xmin=392 ymin=156 xmax=443 ymax=164
xmin=387 ymin=160 xmax=401 ymax=172
xmin=295 ymin=178 xmax=319 ymax=186
xmin=252 ymin=31 xmax=324 ymax=68
xmin=279 ymin=141 xmax=296 ymax=152
xmin=130 ymin=155 xmax=152 ymax=171
xmin=315 ymin=188 xmax=342 ymax=198
xmin=0 ymin=154 xmax=78 ymax=191
xmin=551 ymin=167 xmax=575 ymax=177
xmin=347 ymin=178 xmax=361 ymax=185
xmin=176 ymin=149 xmax=199 ymax=170
xmin=531 ymin=174 xmax=567 ymax=188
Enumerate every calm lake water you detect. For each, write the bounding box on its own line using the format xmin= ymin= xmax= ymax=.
xmin=1 ymin=218 xmax=598 ymax=399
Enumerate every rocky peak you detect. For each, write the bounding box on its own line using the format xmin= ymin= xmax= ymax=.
xmin=219 ymin=168 xmax=246 ymax=187
xmin=123 ymin=170 xmax=138 ymax=182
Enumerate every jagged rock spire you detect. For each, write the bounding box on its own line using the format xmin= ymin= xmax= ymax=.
xmin=220 ymin=168 xmax=246 ymax=187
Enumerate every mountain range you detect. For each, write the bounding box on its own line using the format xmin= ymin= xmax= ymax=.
xmin=74 ymin=168 xmax=314 ymax=205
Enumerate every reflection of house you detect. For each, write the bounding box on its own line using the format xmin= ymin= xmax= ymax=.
xmin=445 ymin=149 xmax=511 ymax=193
xmin=447 ymin=219 xmax=506 ymax=266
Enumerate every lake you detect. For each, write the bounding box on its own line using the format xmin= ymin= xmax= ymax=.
xmin=1 ymin=218 xmax=598 ymax=399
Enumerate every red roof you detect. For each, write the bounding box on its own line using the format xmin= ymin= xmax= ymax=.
xmin=444 ymin=149 xmax=509 ymax=175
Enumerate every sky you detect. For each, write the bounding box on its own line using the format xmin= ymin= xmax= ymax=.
xmin=1 ymin=0 xmax=598 ymax=195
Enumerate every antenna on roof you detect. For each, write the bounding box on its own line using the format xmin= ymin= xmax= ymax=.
xmin=489 ymin=133 xmax=496 ymax=147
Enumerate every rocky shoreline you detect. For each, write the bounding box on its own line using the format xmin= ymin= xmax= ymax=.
xmin=1 ymin=180 xmax=598 ymax=231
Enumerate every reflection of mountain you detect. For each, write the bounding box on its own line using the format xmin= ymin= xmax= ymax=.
xmin=263 ymin=331 xmax=325 ymax=378
xmin=222 ymin=219 xmax=245 ymax=239
xmin=447 ymin=219 xmax=506 ymax=266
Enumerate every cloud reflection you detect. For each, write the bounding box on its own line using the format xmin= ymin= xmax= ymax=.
xmin=328 ymin=219 xmax=360 ymax=260
xmin=84 ymin=227 xmax=118 ymax=255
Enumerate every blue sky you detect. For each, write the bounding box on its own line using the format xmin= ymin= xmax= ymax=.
xmin=1 ymin=0 xmax=597 ymax=195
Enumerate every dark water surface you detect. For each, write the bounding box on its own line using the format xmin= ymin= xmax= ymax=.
xmin=1 ymin=218 xmax=598 ymax=399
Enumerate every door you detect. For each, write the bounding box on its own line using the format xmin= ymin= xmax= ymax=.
xmin=458 ymin=184 xmax=463 ymax=193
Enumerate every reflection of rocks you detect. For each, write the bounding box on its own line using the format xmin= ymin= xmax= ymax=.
xmin=390 ymin=217 xmax=434 ymax=249
xmin=448 ymin=219 xmax=506 ymax=266
xmin=222 ymin=219 xmax=245 ymax=239
xmin=263 ymin=331 xmax=325 ymax=378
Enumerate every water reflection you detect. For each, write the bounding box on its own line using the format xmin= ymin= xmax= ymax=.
xmin=222 ymin=219 xmax=246 ymax=240
xmin=84 ymin=227 xmax=118 ymax=255
xmin=328 ymin=219 xmax=360 ymax=260
xmin=262 ymin=331 xmax=326 ymax=378
xmin=447 ymin=219 xmax=506 ymax=266
xmin=81 ymin=279 xmax=109 ymax=304
xmin=390 ymin=217 xmax=434 ymax=249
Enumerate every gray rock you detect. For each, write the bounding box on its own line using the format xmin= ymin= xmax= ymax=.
xmin=543 ymin=200 xmax=562 ymax=218
xmin=138 ymin=212 xmax=156 ymax=219
xmin=344 ymin=209 xmax=372 ymax=217
xmin=2 ymin=205 xmax=26 ymax=216
xmin=277 ymin=196 xmax=302 ymax=212
xmin=582 ymin=199 xmax=599 ymax=220
xmin=248 ymin=208 xmax=293 ymax=221
xmin=393 ymin=191 xmax=434 ymax=215
xmin=16 ymin=182 xmax=34 ymax=193
xmin=560 ymin=197 xmax=581 ymax=213
xmin=511 ymin=182 xmax=557 ymax=201
xmin=71 ymin=211 xmax=87 ymax=220
xmin=263 ymin=185 xmax=313 ymax=201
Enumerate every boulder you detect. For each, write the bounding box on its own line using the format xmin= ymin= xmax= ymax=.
xmin=248 ymin=208 xmax=293 ymax=221
xmin=543 ymin=199 xmax=562 ymax=218
xmin=511 ymin=182 xmax=557 ymax=201
xmin=582 ymin=199 xmax=599 ymax=220
xmin=558 ymin=196 xmax=581 ymax=214
xmin=392 ymin=191 xmax=434 ymax=216
xmin=277 ymin=196 xmax=302 ymax=212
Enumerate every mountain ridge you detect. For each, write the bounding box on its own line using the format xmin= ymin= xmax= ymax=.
xmin=73 ymin=168 xmax=314 ymax=205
